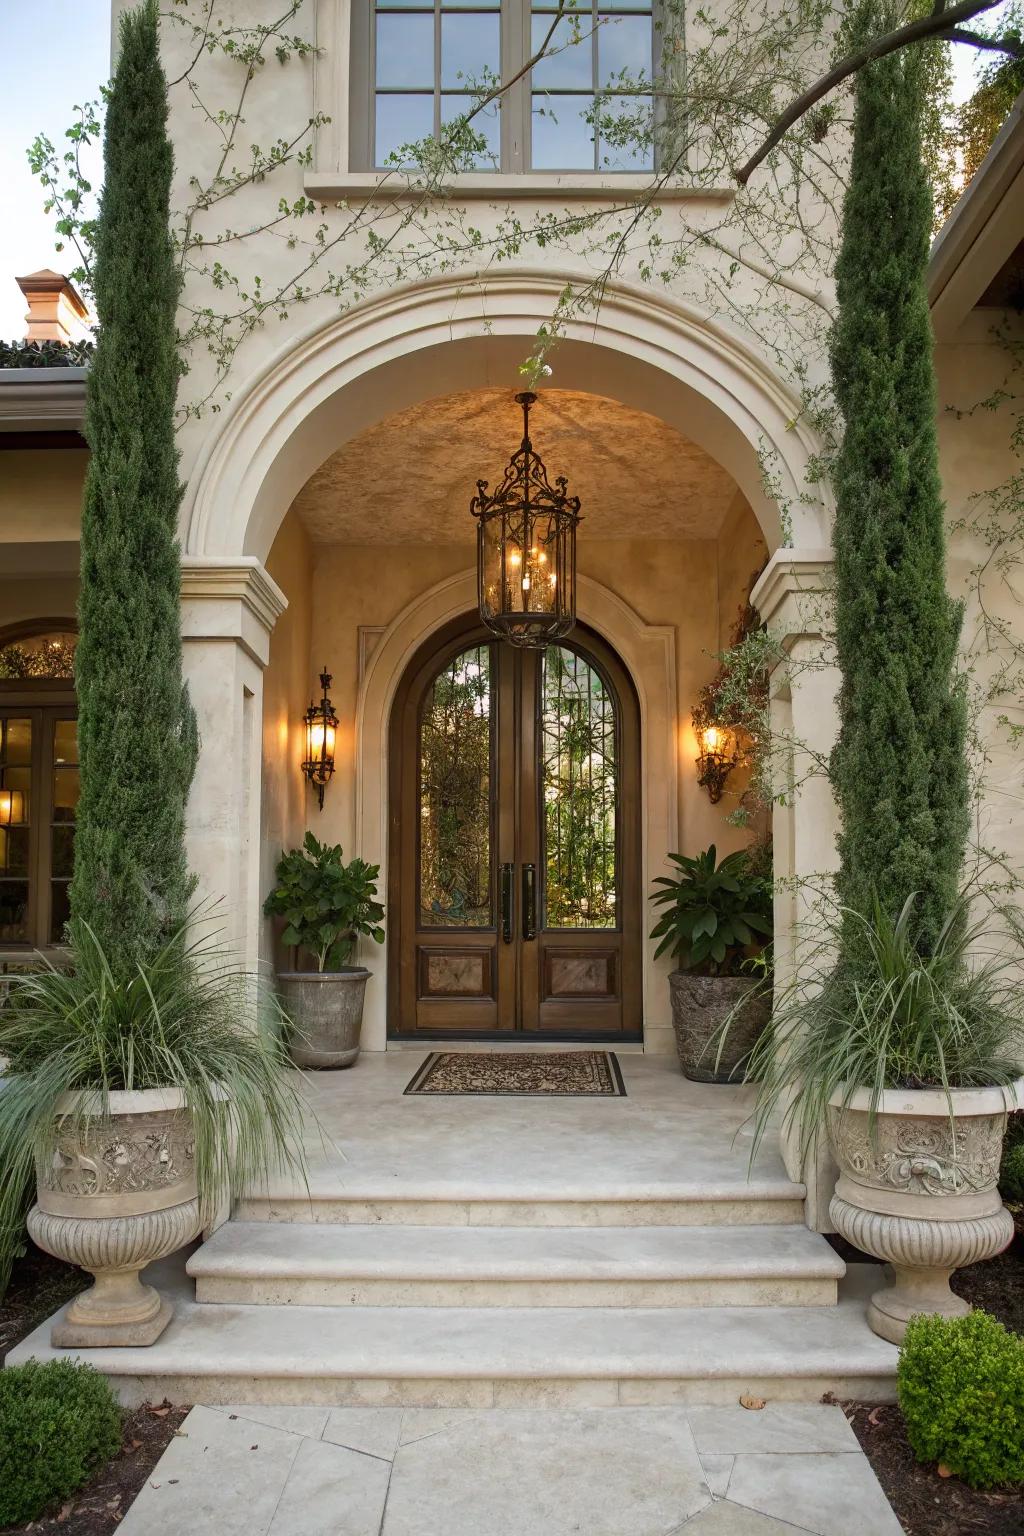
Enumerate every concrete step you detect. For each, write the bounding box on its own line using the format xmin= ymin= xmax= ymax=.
xmin=235 ymin=1182 xmax=807 ymax=1229
xmin=188 ymin=1222 xmax=845 ymax=1308
xmin=9 ymin=1259 xmax=898 ymax=1408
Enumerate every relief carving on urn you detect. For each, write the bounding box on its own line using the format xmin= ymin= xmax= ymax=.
xmin=830 ymin=1110 xmax=1004 ymax=1199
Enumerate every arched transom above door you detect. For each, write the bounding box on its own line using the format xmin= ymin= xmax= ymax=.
xmin=289 ymin=388 xmax=741 ymax=544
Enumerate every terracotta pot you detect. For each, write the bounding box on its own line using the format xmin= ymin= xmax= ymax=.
xmin=828 ymin=1080 xmax=1023 ymax=1345
xmin=27 ymin=1087 xmax=201 ymax=1348
xmin=278 ymin=968 xmax=370 ymax=1069
xmin=667 ymin=972 xmax=771 ymax=1083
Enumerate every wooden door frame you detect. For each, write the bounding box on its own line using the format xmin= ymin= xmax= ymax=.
xmin=387 ymin=612 xmax=643 ymax=1042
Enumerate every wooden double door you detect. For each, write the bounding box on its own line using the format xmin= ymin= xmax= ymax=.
xmin=389 ymin=617 xmax=641 ymax=1038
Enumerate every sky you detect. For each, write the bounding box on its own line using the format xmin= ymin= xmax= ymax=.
xmin=0 ymin=1 xmax=110 ymax=339
xmin=0 ymin=3 xmax=1002 ymax=341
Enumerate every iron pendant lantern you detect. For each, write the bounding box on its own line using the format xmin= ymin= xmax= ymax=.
xmin=471 ymin=391 xmax=582 ymax=648
xmin=302 ymin=668 xmax=338 ymax=811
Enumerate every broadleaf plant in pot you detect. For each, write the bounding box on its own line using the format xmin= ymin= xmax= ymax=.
xmin=650 ymin=844 xmax=772 ymax=1081
xmin=263 ymin=833 xmax=385 ymax=1069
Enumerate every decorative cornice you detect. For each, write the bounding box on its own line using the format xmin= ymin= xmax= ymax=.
xmin=0 ymin=368 xmax=87 ymax=431
xmin=751 ymin=549 xmax=834 ymax=643
xmin=305 ymin=170 xmax=737 ymax=204
xmin=179 ymin=556 xmax=288 ymax=666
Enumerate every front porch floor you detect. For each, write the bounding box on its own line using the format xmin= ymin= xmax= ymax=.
xmin=10 ymin=1053 xmax=900 ymax=1407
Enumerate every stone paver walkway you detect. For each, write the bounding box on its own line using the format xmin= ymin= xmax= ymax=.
xmin=116 ymin=1402 xmax=902 ymax=1535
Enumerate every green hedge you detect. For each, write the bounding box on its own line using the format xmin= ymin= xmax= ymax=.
xmin=898 ymin=1310 xmax=1024 ymax=1488
xmin=1001 ymin=1111 xmax=1024 ymax=1202
xmin=0 ymin=1358 xmax=122 ymax=1525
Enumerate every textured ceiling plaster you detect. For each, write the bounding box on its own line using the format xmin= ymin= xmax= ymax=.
xmin=290 ymin=388 xmax=741 ymax=545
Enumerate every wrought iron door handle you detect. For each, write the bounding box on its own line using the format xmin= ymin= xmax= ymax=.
xmin=522 ymin=863 xmax=536 ymax=941
xmin=500 ymin=863 xmax=514 ymax=944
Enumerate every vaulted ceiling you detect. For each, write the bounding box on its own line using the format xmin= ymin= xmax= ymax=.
xmin=289 ymin=388 xmax=742 ymax=544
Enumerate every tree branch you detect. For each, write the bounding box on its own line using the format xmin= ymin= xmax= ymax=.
xmin=735 ymin=0 xmax=1003 ymax=186
xmin=942 ymin=26 xmax=1024 ymax=58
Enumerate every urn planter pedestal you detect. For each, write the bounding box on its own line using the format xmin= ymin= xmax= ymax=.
xmin=827 ymin=1081 xmax=1022 ymax=1345
xmin=668 ymin=972 xmax=771 ymax=1083
xmin=27 ymin=1088 xmax=201 ymax=1348
xmin=278 ymin=968 xmax=370 ymax=1069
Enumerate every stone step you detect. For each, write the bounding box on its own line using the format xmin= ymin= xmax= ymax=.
xmin=235 ymin=1182 xmax=807 ymax=1229
xmin=188 ymin=1222 xmax=845 ymax=1308
xmin=8 ymin=1260 xmax=899 ymax=1408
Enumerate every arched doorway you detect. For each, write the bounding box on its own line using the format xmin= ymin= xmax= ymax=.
xmin=388 ymin=615 xmax=642 ymax=1039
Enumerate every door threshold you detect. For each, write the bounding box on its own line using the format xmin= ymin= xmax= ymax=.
xmin=387 ymin=1032 xmax=645 ymax=1051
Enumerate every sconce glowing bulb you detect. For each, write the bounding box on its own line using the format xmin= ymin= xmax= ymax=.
xmin=0 ymin=789 xmax=24 ymax=826
xmin=302 ymin=668 xmax=338 ymax=812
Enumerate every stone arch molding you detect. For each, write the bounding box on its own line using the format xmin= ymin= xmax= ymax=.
xmin=181 ymin=270 xmax=830 ymax=562
xmin=354 ymin=567 xmax=679 ymax=1052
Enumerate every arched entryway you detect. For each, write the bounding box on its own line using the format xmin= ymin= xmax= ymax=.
xmin=388 ymin=615 xmax=642 ymax=1040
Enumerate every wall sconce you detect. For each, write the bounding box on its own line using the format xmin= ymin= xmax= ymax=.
xmin=302 ymin=668 xmax=337 ymax=812
xmin=694 ymin=719 xmax=739 ymax=804
xmin=0 ymin=788 xmax=25 ymax=826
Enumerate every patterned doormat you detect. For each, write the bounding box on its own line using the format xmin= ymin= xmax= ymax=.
xmin=404 ymin=1050 xmax=626 ymax=1097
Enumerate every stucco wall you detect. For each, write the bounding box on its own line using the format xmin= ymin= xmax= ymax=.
xmin=0 ymin=450 xmax=85 ymax=544
xmin=0 ymin=577 xmax=79 ymax=633
xmin=261 ymin=510 xmax=314 ymax=964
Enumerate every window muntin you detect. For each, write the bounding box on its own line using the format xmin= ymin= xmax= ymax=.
xmin=373 ymin=0 xmax=502 ymax=168
xmin=0 ymin=717 xmax=32 ymax=943
xmin=367 ymin=0 xmax=654 ymax=172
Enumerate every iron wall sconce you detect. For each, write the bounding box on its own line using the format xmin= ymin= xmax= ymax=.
xmin=694 ymin=720 xmax=739 ymax=804
xmin=302 ymin=668 xmax=338 ymax=812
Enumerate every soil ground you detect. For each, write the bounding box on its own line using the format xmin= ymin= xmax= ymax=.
xmin=0 ymin=1247 xmax=190 ymax=1536
xmin=843 ymin=1226 xmax=1024 ymax=1536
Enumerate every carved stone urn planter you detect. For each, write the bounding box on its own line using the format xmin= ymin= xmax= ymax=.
xmin=26 ymin=1088 xmax=201 ymax=1347
xmin=278 ymin=968 xmax=370 ymax=1069
xmin=668 ymin=973 xmax=771 ymax=1082
xmin=828 ymin=1080 xmax=1022 ymax=1345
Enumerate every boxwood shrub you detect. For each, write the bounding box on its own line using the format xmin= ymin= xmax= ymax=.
xmin=0 ymin=1358 xmax=122 ymax=1525
xmin=898 ymin=1310 xmax=1024 ymax=1488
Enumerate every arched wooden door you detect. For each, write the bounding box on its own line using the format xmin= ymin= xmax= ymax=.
xmin=388 ymin=616 xmax=642 ymax=1038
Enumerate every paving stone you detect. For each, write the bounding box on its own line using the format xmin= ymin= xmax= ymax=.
xmin=383 ymin=1408 xmax=710 ymax=1536
xmin=116 ymin=1405 xmax=300 ymax=1536
xmin=699 ymin=1453 xmax=735 ymax=1497
xmin=687 ymin=1404 xmax=860 ymax=1455
xmin=323 ymin=1406 xmax=404 ymax=1459
xmin=675 ymin=1503 xmax=805 ymax=1533
xmin=398 ymin=1408 xmax=484 ymax=1444
xmin=267 ymin=1435 xmax=391 ymax=1536
xmin=726 ymin=1452 xmax=903 ymax=1536
xmin=217 ymin=1404 xmax=331 ymax=1439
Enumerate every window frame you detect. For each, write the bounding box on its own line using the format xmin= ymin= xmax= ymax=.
xmin=350 ymin=0 xmax=662 ymax=175
xmin=0 ymin=673 xmax=77 ymax=959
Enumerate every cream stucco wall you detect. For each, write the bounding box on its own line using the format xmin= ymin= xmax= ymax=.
xmin=0 ymin=450 xmax=85 ymax=545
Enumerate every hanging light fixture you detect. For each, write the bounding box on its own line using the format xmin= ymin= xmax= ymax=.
xmin=694 ymin=719 xmax=739 ymax=804
xmin=301 ymin=668 xmax=338 ymax=811
xmin=471 ymin=391 xmax=582 ymax=648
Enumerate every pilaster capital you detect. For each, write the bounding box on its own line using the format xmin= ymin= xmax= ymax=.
xmin=751 ymin=549 xmax=834 ymax=650
xmin=179 ymin=555 xmax=288 ymax=668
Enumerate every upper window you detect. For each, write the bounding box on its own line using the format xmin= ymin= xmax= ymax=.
xmin=361 ymin=0 xmax=655 ymax=173
xmin=0 ymin=630 xmax=78 ymax=951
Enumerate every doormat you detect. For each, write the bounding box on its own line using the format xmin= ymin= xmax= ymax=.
xmin=404 ymin=1051 xmax=626 ymax=1097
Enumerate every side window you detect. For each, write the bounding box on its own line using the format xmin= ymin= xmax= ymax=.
xmin=356 ymin=0 xmax=655 ymax=173
xmin=0 ymin=629 xmax=78 ymax=950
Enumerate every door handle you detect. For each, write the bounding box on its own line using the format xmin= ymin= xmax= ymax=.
xmin=522 ymin=863 xmax=536 ymax=941
xmin=500 ymin=862 xmax=514 ymax=944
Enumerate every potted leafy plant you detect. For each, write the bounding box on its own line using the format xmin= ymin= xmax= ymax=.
xmin=263 ymin=834 xmax=385 ymax=1069
xmin=650 ymin=844 xmax=773 ymax=1081
xmin=0 ymin=923 xmax=307 ymax=1343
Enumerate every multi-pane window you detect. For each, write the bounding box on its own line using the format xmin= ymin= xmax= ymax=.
xmin=0 ymin=630 xmax=78 ymax=951
xmin=365 ymin=0 xmax=655 ymax=171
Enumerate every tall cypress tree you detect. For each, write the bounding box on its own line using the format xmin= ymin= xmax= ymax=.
xmin=829 ymin=12 xmax=969 ymax=962
xmin=70 ymin=0 xmax=197 ymax=981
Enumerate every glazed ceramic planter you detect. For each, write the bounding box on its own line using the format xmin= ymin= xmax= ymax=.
xmin=668 ymin=972 xmax=771 ymax=1083
xmin=828 ymin=1080 xmax=1022 ymax=1345
xmin=278 ymin=968 xmax=370 ymax=1069
xmin=27 ymin=1087 xmax=201 ymax=1348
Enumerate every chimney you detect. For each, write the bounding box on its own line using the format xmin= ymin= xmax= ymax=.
xmin=16 ymin=269 xmax=90 ymax=344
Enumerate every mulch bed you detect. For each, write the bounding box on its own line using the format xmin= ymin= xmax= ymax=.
xmin=1 ymin=1246 xmax=191 ymax=1536
xmin=843 ymin=1232 xmax=1024 ymax=1536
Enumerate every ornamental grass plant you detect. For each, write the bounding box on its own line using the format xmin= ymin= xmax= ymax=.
xmin=0 ymin=919 xmax=310 ymax=1293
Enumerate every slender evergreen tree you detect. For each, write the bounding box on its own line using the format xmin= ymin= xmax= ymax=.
xmin=70 ymin=0 xmax=197 ymax=981
xmin=829 ymin=8 xmax=969 ymax=962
